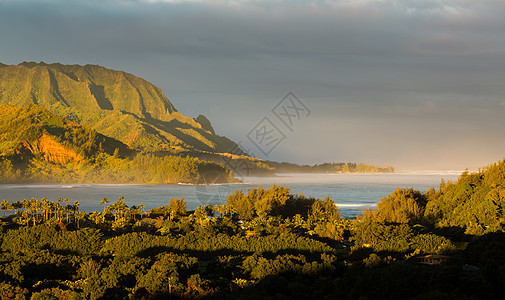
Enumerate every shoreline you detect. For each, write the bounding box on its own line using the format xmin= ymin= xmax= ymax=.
xmin=0 ymin=170 xmax=463 ymax=187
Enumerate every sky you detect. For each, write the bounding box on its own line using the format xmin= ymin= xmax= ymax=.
xmin=1 ymin=0 xmax=505 ymax=171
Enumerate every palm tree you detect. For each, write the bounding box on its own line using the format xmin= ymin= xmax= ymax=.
xmin=76 ymin=211 xmax=86 ymax=229
xmin=57 ymin=198 xmax=63 ymax=221
xmin=101 ymin=197 xmax=110 ymax=214
xmin=64 ymin=198 xmax=70 ymax=223
xmin=56 ymin=204 xmax=64 ymax=223
xmin=89 ymin=211 xmax=102 ymax=225
xmin=49 ymin=201 xmax=58 ymax=221
xmin=29 ymin=198 xmax=41 ymax=226
xmin=138 ymin=203 xmax=145 ymax=220
xmin=11 ymin=201 xmax=22 ymax=217
xmin=73 ymin=201 xmax=80 ymax=223
xmin=168 ymin=197 xmax=187 ymax=220
xmin=21 ymin=199 xmax=30 ymax=210
xmin=20 ymin=199 xmax=31 ymax=225
xmin=41 ymin=198 xmax=50 ymax=223
xmin=111 ymin=196 xmax=128 ymax=222
xmin=1 ymin=199 xmax=9 ymax=216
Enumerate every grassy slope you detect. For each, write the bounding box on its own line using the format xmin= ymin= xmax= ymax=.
xmin=0 ymin=104 xmax=130 ymax=159
xmin=0 ymin=62 xmax=244 ymax=155
xmin=0 ymin=104 xmax=233 ymax=184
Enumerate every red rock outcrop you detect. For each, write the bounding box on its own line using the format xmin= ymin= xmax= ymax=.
xmin=36 ymin=134 xmax=83 ymax=164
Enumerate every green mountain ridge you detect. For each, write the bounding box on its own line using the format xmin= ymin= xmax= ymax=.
xmin=0 ymin=62 xmax=395 ymax=179
xmin=0 ymin=104 xmax=232 ymax=184
xmin=194 ymin=114 xmax=215 ymax=135
xmin=0 ymin=104 xmax=130 ymax=160
xmin=0 ymin=62 xmax=243 ymax=156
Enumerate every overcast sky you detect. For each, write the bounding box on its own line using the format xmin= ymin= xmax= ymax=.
xmin=1 ymin=0 xmax=504 ymax=170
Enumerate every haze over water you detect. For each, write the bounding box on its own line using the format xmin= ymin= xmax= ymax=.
xmin=0 ymin=172 xmax=461 ymax=218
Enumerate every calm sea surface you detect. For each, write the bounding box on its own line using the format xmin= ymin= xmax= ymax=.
xmin=0 ymin=172 xmax=461 ymax=218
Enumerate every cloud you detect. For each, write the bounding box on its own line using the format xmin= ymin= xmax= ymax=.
xmin=1 ymin=0 xmax=505 ymax=170
xmin=2 ymin=0 xmax=503 ymax=60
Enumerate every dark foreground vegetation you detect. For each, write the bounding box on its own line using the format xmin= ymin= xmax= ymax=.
xmin=1 ymin=159 xmax=505 ymax=299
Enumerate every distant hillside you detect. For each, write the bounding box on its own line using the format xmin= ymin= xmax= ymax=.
xmin=0 ymin=62 xmax=243 ymax=155
xmin=0 ymin=62 xmax=395 ymax=179
xmin=268 ymin=161 xmax=395 ymax=173
xmin=0 ymin=104 xmax=130 ymax=162
xmin=0 ymin=105 xmax=232 ymax=184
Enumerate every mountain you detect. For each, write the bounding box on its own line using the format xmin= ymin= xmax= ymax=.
xmin=0 ymin=104 xmax=130 ymax=163
xmin=0 ymin=62 xmax=392 ymax=179
xmin=0 ymin=104 xmax=232 ymax=184
xmin=0 ymin=62 xmax=243 ymax=156
xmin=195 ymin=115 xmax=215 ymax=135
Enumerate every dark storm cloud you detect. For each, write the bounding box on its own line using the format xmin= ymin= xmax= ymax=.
xmin=1 ymin=0 xmax=504 ymax=170
xmin=3 ymin=0 xmax=503 ymax=59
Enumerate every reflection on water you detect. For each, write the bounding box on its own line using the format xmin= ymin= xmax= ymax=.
xmin=0 ymin=172 xmax=461 ymax=218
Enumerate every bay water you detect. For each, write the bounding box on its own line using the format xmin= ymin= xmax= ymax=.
xmin=0 ymin=172 xmax=461 ymax=218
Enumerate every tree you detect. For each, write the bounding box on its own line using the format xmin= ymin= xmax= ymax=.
xmin=89 ymin=211 xmax=102 ymax=225
xmin=310 ymin=196 xmax=340 ymax=222
xmin=226 ymin=190 xmax=255 ymax=220
xmin=11 ymin=201 xmax=22 ymax=217
xmin=76 ymin=211 xmax=86 ymax=229
xmin=73 ymin=201 xmax=80 ymax=223
xmin=101 ymin=197 xmax=110 ymax=214
xmin=373 ymin=187 xmax=426 ymax=225
xmin=108 ymin=196 xmax=129 ymax=224
xmin=133 ymin=203 xmax=145 ymax=221
xmin=254 ymin=185 xmax=292 ymax=218
xmin=168 ymin=197 xmax=187 ymax=219
xmin=29 ymin=198 xmax=41 ymax=226
xmin=193 ymin=206 xmax=207 ymax=220
xmin=56 ymin=198 xmax=64 ymax=221
xmin=41 ymin=198 xmax=50 ymax=222
xmin=1 ymin=199 xmax=10 ymax=216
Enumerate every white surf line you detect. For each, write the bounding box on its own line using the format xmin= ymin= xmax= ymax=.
xmin=335 ymin=203 xmax=378 ymax=208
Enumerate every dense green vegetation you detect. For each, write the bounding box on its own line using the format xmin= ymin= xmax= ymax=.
xmin=267 ymin=161 xmax=395 ymax=173
xmin=0 ymin=105 xmax=232 ymax=184
xmin=2 ymin=61 xmax=502 ymax=298
xmin=0 ymin=62 xmax=244 ymax=155
xmin=0 ymin=102 xmax=392 ymax=184
xmin=0 ymin=62 xmax=394 ymax=182
xmin=1 ymin=159 xmax=505 ymax=298
xmin=0 ymin=187 xmax=341 ymax=299
xmin=0 ymin=104 xmax=130 ymax=158
xmin=0 ymin=151 xmax=232 ymax=184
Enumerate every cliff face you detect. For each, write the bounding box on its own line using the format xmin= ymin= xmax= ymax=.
xmin=13 ymin=135 xmax=83 ymax=164
xmin=195 ymin=115 xmax=216 ymax=135
xmin=0 ymin=62 xmax=245 ymax=156
xmin=1 ymin=104 xmax=129 ymax=164
xmin=36 ymin=134 xmax=83 ymax=164
xmin=0 ymin=62 xmax=176 ymax=120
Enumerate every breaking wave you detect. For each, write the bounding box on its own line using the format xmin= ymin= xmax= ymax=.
xmin=335 ymin=203 xmax=378 ymax=208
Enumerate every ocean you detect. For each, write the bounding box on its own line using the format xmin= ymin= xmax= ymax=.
xmin=0 ymin=172 xmax=461 ymax=218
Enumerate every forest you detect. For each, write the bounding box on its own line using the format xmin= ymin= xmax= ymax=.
xmin=267 ymin=161 xmax=395 ymax=174
xmin=0 ymin=104 xmax=233 ymax=185
xmin=1 ymin=159 xmax=505 ymax=299
xmin=0 ymin=104 xmax=394 ymax=184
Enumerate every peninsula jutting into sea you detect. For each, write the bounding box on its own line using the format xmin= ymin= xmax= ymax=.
xmin=0 ymin=62 xmax=393 ymax=185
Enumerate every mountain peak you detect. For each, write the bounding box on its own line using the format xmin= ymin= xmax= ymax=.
xmin=19 ymin=61 xmax=49 ymax=68
xmin=5 ymin=61 xmax=177 ymax=118
xmin=195 ymin=115 xmax=215 ymax=135
xmin=0 ymin=62 xmax=244 ymax=156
